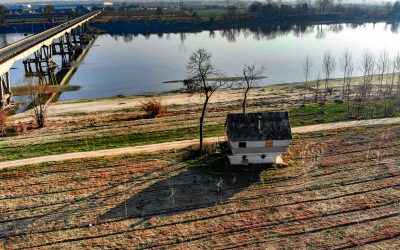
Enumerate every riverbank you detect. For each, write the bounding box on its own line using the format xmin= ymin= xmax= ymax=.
xmin=2 ymin=74 xmax=400 ymax=162
xmin=9 ymin=77 xmax=345 ymax=120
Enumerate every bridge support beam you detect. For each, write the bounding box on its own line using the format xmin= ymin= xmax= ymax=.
xmin=52 ymin=35 xmax=75 ymax=68
xmin=0 ymin=11 xmax=101 ymax=110
xmin=0 ymin=72 xmax=12 ymax=110
xmin=23 ymin=46 xmax=57 ymax=77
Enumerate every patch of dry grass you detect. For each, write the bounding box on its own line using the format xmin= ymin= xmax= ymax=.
xmin=0 ymin=125 xmax=399 ymax=249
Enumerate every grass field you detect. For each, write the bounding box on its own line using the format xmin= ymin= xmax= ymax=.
xmin=1 ymin=124 xmax=399 ymax=249
xmin=2 ymin=99 xmax=399 ymax=162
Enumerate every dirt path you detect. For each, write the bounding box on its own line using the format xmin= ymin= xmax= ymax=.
xmin=1 ymin=117 xmax=400 ymax=169
xmin=291 ymin=116 xmax=400 ymax=133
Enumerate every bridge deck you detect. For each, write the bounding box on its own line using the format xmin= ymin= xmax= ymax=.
xmin=0 ymin=10 xmax=101 ymax=70
xmin=0 ymin=10 xmax=101 ymax=109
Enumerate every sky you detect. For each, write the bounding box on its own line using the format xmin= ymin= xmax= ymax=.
xmin=0 ymin=0 xmax=398 ymax=4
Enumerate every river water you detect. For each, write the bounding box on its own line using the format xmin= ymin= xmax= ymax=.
xmin=1 ymin=22 xmax=400 ymax=101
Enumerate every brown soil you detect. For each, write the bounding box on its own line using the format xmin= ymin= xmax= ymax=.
xmin=0 ymin=124 xmax=399 ymax=249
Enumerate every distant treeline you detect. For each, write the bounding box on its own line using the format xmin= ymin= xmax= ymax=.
xmin=0 ymin=13 xmax=399 ymax=35
xmin=247 ymin=0 xmax=400 ymax=17
xmin=93 ymin=1 xmax=400 ymax=35
xmin=1 ymin=1 xmax=400 ymax=35
xmin=90 ymin=15 xmax=400 ymax=36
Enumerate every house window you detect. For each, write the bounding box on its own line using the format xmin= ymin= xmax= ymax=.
xmin=239 ymin=142 xmax=247 ymax=148
xmin=265 ymin=141 xmax=273 ymax=148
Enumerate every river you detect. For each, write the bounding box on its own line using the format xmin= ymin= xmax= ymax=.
xmin=1 ymin=22 xmax=400 ymax=101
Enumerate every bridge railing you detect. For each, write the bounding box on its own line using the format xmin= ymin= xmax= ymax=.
xmin=0 ymin=11 xmax=101 ymax=65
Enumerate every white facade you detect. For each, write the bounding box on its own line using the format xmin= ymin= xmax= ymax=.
xmin=227 ymin=139 xmax=290 ymax=165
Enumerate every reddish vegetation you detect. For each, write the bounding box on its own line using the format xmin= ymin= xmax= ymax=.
xmin=0 ymin=109 xmax=7 ymax=136
xmin=0 ymin=125 xmax=399 ymax=249
xmin=141 ymin=98 xmax=166 ymax=118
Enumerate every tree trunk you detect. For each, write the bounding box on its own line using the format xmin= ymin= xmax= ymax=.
xmin=346 ymin=79 xmax=352 ymax=117
xmin=242 ymin=90 xmax=249 ymax=114
xmin=397 ymin=73 xmax=400 ymax=95
xmin=322 ymin=78 xmax=328 ymax=104
xmin=315 ymin=78 xmax=320 ymax=103
xmin=342 ymin=73 xmax=346 ymax=101
xmin=303 ymin=77 xmax=308 ymax=106
xmin=199 ymin=96 xmax=209 ymax=154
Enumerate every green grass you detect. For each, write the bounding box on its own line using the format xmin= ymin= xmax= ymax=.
xmin=2 ymin=101 xmax=400 ymax=162
xmin=289 ymin=102 xmax=348 ymax=126
xmin=0 ymin=125 xmax=225 ymax=162
xmin=289 ymin=101 xmax=400 ymax=126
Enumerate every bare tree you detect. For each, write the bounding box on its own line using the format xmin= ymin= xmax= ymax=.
xmin=185 ymin=48 xmax=230 ymax=153
xmin=302 ymin=56 xmax=312 ymax=106
xmin=316 ymin=0 xmax=332 ymax=14
xmin=338 ymin=49 xmax=354 ymax=103
xmin=376 ymin=49 xmax=390 ymax=99
xmin=156 ymin=7 xmax=164 ymax=17
xmin=315 ymin=71 xmax=321 ymax=103
xmin=226 ymin=5 xmax=237 ymax=19
xmin=357 ymin=51 xmax=375 ymax=116
xmin=0 ymin=5 xmax=6 ymax=24
xmin=43 ymin=5 xmax=56 ymax=22
xmin=389 ymin=55 xmax=397 ymax=97
xmin=383 ymin=52 xmax=400 ymax=116
xmin=394 ymin=52 xmax=400 ymax=96
xmin=241 ymin=63 xmax=265 ymax=114
xmin=20 ymin=78 xmax=54 ymax=128
xmin=322 ymin=50 xmax=336 ymax=103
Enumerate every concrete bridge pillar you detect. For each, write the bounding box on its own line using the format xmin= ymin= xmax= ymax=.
xmin=0 ymin=76 xmax=4 ymax=109
xmin=0 ymin=72 xmax=12 ymax=110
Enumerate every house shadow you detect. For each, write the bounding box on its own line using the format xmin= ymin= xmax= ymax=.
xmin=98 ymin=164 xmax=263 ymax=228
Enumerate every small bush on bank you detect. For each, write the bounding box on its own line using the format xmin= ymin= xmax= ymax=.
xmin=141 ymin=98 xmax=165 ymax=118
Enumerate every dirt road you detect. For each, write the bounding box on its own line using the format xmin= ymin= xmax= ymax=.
xmin=1 ymin=117 xmax=400 ymax=169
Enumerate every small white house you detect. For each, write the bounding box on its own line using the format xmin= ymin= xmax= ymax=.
xmin=226 ymin=112 xmax=292 ymax=165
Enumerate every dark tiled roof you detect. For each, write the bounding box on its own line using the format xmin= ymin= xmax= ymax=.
xmin=226 ymin=112 xmax=292 ymax=141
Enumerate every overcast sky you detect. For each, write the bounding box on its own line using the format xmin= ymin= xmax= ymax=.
xmin=1 ymin=0 xmax=399 ymax=4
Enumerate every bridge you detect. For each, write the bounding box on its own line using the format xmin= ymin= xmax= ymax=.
xmin=0 ymin=10 xmax=101 ymax=109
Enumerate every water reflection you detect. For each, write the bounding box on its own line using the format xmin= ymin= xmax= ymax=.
xmin=388 ymin=22 xmax=399 ymax=33
xmin=179 ymin=33 xmax=187 ymax=52
xmin=108 ymin=22 xmax=399 ymax=43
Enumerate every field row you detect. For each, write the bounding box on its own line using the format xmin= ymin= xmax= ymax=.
xmin=0 ymin=124 xmax=399 ymax=249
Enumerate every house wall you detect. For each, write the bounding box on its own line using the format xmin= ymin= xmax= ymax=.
xmin=227 ymin=139 xmax=291 ymax=165
xmin=231 ymin=146 xmax=289 ymax=154
xmin=229 ymin=140 xmax=291 ymax=148
xmin=228 ymin=153 xmax=280 ymax=165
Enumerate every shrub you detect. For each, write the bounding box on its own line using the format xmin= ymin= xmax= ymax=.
xmin=9 ymin=122 xmax=28 ymax=136
xmin=0 ymin=109 xmax=8 ymax=137
xmin=19 ymin=80 xmax=54 ymax=128
xmin=141 ymin=98 xmax=165 ymax=118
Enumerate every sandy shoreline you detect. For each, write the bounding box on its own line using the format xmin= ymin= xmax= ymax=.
xmin=8 ymin=77 xmax=349 ymax=121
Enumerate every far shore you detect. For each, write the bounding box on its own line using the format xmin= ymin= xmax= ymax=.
xmin=1 ymin=13 xmax=399 ymax=35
